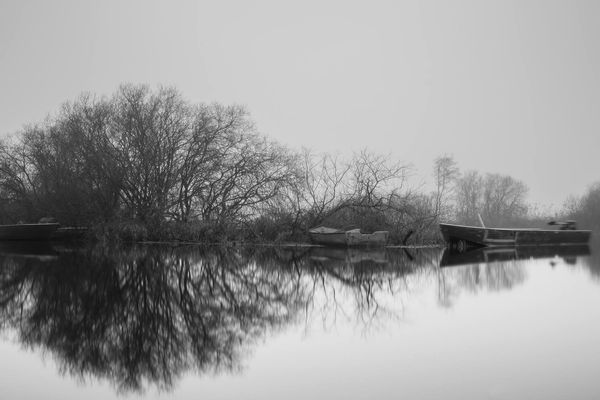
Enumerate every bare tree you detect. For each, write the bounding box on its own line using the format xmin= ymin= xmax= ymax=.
xmin=455 ymin=170 xmax=528 ymax=226
xmin=109 ymin=84 xmax=189 ymax=224
xmin=171 ymin=104 xmax=237 ymax=222
xmin=432 ymin=154 xmax=459 ymax=222
xmin=481 ymin=173 xmax=528 ymax=226
xmin=297 ymin=149 xmax=352 ymax=226
xmin=348 ymin=149 xmax=410 ymax=208
xmin=0 ymin=136 xmax=40 ymax=222
xmin=455 ymin=170 xmax=483 ymax=225
xmin=565 ymin=182 xmax=600 ymax=231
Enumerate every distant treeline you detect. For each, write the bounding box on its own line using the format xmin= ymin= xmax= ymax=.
xmin=0 ymin=85 xmax=598 ymax=243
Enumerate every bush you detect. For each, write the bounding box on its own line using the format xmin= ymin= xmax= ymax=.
xmin=90 ymin=221 xmax=149 ymax=243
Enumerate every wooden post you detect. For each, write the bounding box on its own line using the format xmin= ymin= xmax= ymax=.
xmin=478 ymin=214 xmax=486 ymax=228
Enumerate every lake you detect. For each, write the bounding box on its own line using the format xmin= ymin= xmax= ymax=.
xmin=0 ymin=242 xmax=599 ymax=399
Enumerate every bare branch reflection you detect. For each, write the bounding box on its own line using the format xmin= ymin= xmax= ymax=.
xmin=301 ymin=247 xmax=437 ymax=333
xmin=0 ymin=243 xmax=594 ymax=393
xmin=0 ymin=245 xmax=306 ymax=392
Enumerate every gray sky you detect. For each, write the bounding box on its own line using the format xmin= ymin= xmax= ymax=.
xmin=1 ymin=0 xmax=598 ymax=209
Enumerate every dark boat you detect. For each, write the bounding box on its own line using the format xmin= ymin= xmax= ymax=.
xmin=0 ymin=223 xmax=60 ymax=241
xmin=309 ymin=226 xmax=389 ymax=247
xmin=439 ymin=222 xmax=591 ymax=250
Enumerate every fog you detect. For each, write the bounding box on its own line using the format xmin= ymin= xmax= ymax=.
xmin=1 ymin=0 xmax=599 ymax=207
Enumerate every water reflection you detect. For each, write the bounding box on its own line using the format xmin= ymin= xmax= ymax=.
xmin=0 ymin=243 xmax=596 ymax=394
xmin=302 ymin=246 xmax=439 ymax=331
xmin=440 ymin=245 xmax=591 ymax=268
xmin=0 ymin=245 xmax=309 ymax=392
xmin=436 ymin=245 xmax=592 ymax=308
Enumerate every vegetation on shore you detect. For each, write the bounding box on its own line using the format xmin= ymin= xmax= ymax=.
xmin=0 ymin=85 xmax=598 ymax=244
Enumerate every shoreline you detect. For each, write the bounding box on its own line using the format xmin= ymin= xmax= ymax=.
xmin=131 ymin=240 xmax=443 ymax=249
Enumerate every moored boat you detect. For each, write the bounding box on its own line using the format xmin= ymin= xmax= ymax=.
xmin=439 ymin=222 xmax=591 ymax=250
xmin=309 ymin=226 xmax=389 ymax=247
xmin=0 ymin=223 xmax=60 ymax=241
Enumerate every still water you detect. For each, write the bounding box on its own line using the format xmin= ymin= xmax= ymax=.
xmin=0 ymin=242 xmax=599 ymax=399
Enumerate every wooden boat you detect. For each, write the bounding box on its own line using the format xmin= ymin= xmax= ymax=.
xmin=309 ymin=226 xmax=389 ymax=247
xmin=0 ymin=223 xmax=60 ymax=241
xmin=439 ymin=222 xmax=591 ymax=250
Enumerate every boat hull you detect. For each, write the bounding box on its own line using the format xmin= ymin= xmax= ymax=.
xmin=439 ymin=223 xmax=591 ymax=248
xmin=0 ymin=223 xmax=60 ymax=241
xmin=309 ymin=227 xmax=389 ymax=247
xmin=309 ymin=232 xmax=348 ymax=246
xmin=346 ymin=230 xmax=389 ymax=246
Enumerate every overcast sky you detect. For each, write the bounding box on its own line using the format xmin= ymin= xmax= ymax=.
xmin=1 ymin=0 xmax=598 ymax=209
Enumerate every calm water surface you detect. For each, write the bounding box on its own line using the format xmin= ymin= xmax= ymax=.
xmin=0 ymin=242 xmax=599 ymax=399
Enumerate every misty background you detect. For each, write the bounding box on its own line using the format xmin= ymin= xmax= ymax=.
xmin=1 ymin=0 xmax=599 ymax=211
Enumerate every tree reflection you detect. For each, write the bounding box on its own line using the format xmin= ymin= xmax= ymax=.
xmin=300 ymin=247 xmax=439 ymax=331
xmin=0 ymin=243 xmax=595 ymax=393
xmin=437 ymin=261 xmax=527 ymax=307
xmin=0 ymin=245 xmax=306 ymax=392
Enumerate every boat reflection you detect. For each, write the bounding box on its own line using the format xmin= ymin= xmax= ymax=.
xmin=0 ymin=241 xmax=59 ymax=260
xmin=435 ymin=245 xmax=594 ymax=308
xmin=440 ymin=245 xmax=591 ymax=268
